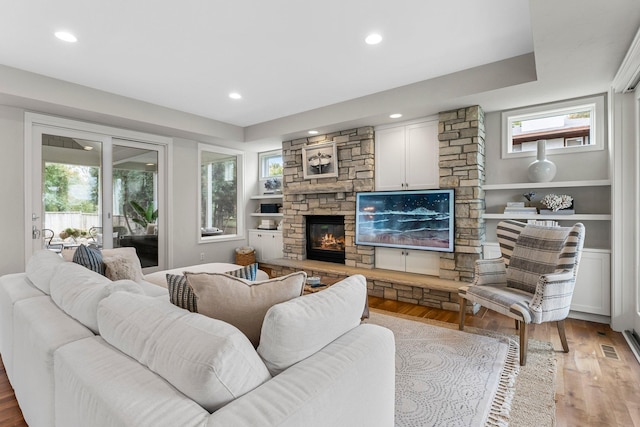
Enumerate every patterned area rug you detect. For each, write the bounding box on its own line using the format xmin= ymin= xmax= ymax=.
xmin=366 ymin=310 xmax=556 ymax=427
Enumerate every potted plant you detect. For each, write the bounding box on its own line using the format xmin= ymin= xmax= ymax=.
xmin=264 ymin=178 xmax=282 ymax=194
xmin=128 ymin=201 xmax=158 ymax=233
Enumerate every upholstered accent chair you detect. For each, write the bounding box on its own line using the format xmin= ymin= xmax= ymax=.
xmin=458 ymin=220 xmax=586 ymax=365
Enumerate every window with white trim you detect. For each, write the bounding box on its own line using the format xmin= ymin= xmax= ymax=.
xmin=198 ymin=144 xmax=244 ymax=241
xmin=259 ymin=149 xmax=283 ymax=180
xmin=501 ymin=94 xmax=605 ymax=158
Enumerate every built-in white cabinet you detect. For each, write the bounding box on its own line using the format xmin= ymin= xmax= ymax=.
xmin=248 ymin=229 xmax=283 ymax=262
xmin=375 ymin=247 xmax=440 ymax=275
xmin=375 ymin=120 xmax=439 ymax=191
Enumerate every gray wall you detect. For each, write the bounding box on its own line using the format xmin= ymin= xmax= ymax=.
xmin=484 ymin=110 xmax=609 ymax=184
xmin=483 ymin=108 xmax=611 ymax=249
xmin=0 ymin=105 xmax=26 ymax=275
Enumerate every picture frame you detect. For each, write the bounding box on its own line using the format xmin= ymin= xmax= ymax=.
xmin=302 ymin=141 xmax=338 ymax=179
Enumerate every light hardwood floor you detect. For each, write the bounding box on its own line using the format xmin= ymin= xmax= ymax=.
xmin=1 ymin=297 xmax=639 ymax=426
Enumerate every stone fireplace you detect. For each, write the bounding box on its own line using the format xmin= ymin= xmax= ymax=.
xmin=306 ymin=215 xmax=346 ymax=264
xmin=281 ymin=127 xmax=375 ymax=268
xmin=278 ymin=106 xmax=485 ymax=284
xmin=266 ymin=108 xmax=485 ymax=312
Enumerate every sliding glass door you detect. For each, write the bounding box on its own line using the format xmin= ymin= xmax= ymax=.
xmin=27 ymin=116 xmax=168 ymax=271
xmin=112 ymin=142 xmax=161 ymax=268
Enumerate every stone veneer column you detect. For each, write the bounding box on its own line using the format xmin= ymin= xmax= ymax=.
xmin=281 ymin=127 xmax=375 ymax=268
xmin=438 ymin=106 xmax=486 ymax=282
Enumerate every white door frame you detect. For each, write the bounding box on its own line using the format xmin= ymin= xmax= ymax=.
xmin=24 ymin=113 xmax=173 ymax=269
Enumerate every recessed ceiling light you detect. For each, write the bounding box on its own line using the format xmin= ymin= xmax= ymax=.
xmin=83 ymin=146 xmax=93 ymax=151
xmin=365 ymin=33 xmax=382 ymax=45
xmin=229 ymin=92 xmax=242 ymax=100
xmin=389 ymin=113 xmax=403 ymax=119
xmin=55 ymin=31 xmax=77 ymax=43
xmin=146 ymin=163 xmax=155 ymax=166
xmin=308 ymin=130 xmax=319 ymax=135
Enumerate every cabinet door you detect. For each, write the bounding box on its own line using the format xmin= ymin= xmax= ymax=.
xmin=375 ymin=127 xmax=406 ymax=191
xmin=404 ymin=250 xmax=440 ymax=275
xmin=264 ymin=231 xmax=283 ymax=261
xmin=571 ymin=250 xmax=611 ymax=315
xmin=405 ymin=121 xmax=439 ymax=190
xmin=248 ymin=230 xmax=263 ymax=262
xmin=374 ymin=247 xmax=406 ymax=271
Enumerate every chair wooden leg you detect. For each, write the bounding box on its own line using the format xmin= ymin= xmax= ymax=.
xmin=458 ymin=296 xmax=466 ymax=331
xmin=557 ymin=319 xmax=569 ymax=353
xmin=519 ymin=321 xmax=528 ymax=366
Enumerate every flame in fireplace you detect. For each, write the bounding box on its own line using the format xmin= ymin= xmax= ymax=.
xmin=320 ymin=233 xmax=345 ymax=251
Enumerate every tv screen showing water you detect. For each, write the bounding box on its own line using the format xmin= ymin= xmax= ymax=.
xmin=355 ymin=189 xmax=454 ymax=252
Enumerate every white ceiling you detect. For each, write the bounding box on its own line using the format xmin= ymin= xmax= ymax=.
xmin=0 ymin=0 xmax=639 ymax=145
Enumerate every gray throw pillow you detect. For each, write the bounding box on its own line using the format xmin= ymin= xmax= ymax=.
xmin=166 ymin=274 xmax=197 ymax=312
xmin=73 ymin=244 xmax=105 ymax=275
xmin=225 ymin=263 xmax=259 ymax=281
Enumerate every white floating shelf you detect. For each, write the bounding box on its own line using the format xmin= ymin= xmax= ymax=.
xmin=482 ymin=179 xmax=611 ymax=191
xmin=250 ymin=194 xmax=283 ymax=200
xmin=483 ymin=213 xmax=611 ymax=221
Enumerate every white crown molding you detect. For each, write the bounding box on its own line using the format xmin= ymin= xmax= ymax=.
xmin=613 ymin=26 xmax=640 ymax=93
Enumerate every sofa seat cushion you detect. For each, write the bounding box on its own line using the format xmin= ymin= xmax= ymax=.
xmin=186 ymin=271 xmax=306 ymax=347
xmin=50 ymin=262 xmax=144 ymax=334
xmin=143 ymin=262 xmax=269 ymax=288
xmin=97 ymin=292 xmax=271 ymax=413
xmin=54 ymin=336 xmax=210 ymax=427
xmin=13 ymin=295 xmax=94 ymax=427
xmin=25 ymin=249 xmax=65 ymax=294
xmin=257 ymin=274 xmax=368 ymax=375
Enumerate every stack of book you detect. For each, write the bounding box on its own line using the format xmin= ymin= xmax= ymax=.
xmin=503 ymin=202 xmax=537 ymax=214
xmin=527 ymin=219 xmax=559 ymax=227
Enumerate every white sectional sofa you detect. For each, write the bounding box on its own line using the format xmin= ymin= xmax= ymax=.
xmin=0 ymin=250 xmax=395 ymax=427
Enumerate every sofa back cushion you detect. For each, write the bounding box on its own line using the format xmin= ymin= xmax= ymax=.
xmin=25 ymin=249 xmax=65 ymax=294
xmin=97 ymin=292 xmax=271 ymax=413
xmin=257 ymin=274 xmax=367 ymax=375
xmin=186 ymin=271 xmax=306 ymax=347
xmin=50 ymin=262 xmax=144 ymax=333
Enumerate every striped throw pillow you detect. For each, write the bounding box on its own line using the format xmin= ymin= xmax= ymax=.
xmin=166 ymin=274 xmax=198 ymax=312
xmin=506 ymin=225 xmax=571 ymax=294
xmin=72 ymin=244 xmax=105 ymax=275
xmin=225 ymin=263 xmax=259 ymax=281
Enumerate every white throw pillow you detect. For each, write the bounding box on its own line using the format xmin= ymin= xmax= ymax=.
xmin=257 ymin=274 xmax=367 ymax=376
xmin=50 ymin=262 xmax=143 ymax=333
xmin=97 ymin=292 xmax=271 ymax=412
xmin=186 ymin=271 xmax=306 ymax=347
xmin=25 ymin=249 xmax=65 ymax=294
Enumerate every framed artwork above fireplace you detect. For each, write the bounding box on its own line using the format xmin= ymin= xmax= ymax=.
xmin=302 ymin=141 xmax=338 ymax=179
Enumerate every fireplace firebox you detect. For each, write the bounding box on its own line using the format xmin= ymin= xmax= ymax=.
xmin=306 ymin=215 xmax=345 ymax=264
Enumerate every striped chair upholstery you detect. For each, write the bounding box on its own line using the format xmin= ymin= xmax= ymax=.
xmin=458 ymin=220 xmax=586 ymax=365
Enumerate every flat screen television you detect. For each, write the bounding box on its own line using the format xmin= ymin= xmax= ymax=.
xmin=355 ymin=189 xmax=454 ymax=252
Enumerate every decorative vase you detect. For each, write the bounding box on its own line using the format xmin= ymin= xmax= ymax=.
xmin=527 ymin=140 xmax=556 ymax=182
